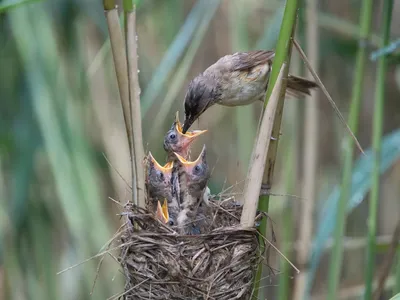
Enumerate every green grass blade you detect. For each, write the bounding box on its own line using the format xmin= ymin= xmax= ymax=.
xmin=148 ymin=0 xmax=220 ymax=144
xmin=0 ymin=0 xmax=42 ymax=13
xmin=141 ymin=0 xmax=208 ymax=115
xmin=9 ymin=4 xmax=120 ymax=298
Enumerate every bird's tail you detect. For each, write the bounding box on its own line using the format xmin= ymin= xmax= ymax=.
xmin=286 ymin=75 xmax=318 ymax=96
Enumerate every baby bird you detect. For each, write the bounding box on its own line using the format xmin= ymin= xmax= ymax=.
xmin=163 ymin=112 xmax=207 ymax=217
xmin=182 ymin=50 xmax=318 ymax=133
xmin=174 ymin=145 xmax=211 ymax=234
xmin=145 ymin=152 xmax=175 ymax=221
xmin=163 ymin=112 xmax=207 ymax=161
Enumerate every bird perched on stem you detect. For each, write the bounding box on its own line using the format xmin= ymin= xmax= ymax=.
xmin=182 ymin=50 xmax=318 ymax=133
xmin=174 ymin=145 xmax=211 ymax=234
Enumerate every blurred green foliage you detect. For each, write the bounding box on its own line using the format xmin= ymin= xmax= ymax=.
xmin=0 ymin=0 xmax=400 ymax=299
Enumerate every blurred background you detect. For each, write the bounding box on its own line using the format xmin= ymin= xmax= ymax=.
xmin=0 ymin=0 xmax=399 ymax=299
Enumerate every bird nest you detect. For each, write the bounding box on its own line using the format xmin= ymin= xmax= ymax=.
xmin=118 ymin=198 xmax=265 ymax=300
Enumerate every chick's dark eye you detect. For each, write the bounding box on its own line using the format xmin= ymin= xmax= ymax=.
xmin=158 ymin=172 xmax=164 ymax=180
xmin=168 ymin=220 xmax=174 ymax=226
xmin=169 ymin=133 xmax=176 ymax=140
xmin=194 ymin=165 xmax=201 ymax=173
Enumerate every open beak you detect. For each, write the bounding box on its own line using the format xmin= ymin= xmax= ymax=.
xmin=182 ymin=118 xmax=194 ymax=134
xmin=148 ymin=152 xmax=174 ymax=173
xmin=174 ymin=145 xmax=206 ymax=173
xmin=156 ymin=199 xmax=169 ymax=223
xmin=175 ymin=112 xmax=207 ymax=147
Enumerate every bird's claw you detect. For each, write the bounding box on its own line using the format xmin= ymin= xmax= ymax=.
xmin=260 ymin=183 xmax=271 ymax=196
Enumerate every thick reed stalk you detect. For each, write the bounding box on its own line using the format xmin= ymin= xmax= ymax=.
xmin=104 ymin=1 xmax=132 ymax=153
xmin=293 ymin=0 xmax=319 ymax=298
xmin=104 ymin=0 xmax=137 ymax=203
xmin=253 ymin=0 xmax=299 ymax=297
xmin=240 ymin=64 xmax=286 ymax=228
xmin=365 ymin=0 xmax=393 ymax=298
xmin=124 ymin=2 xmax=146 ymax=209
xmin=326 ymin=0 xmax=374 ymax=298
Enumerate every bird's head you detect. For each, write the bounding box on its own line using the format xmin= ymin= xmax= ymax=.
xmin=174 ymin=144 xmax=209 ymax=192
xmin=182 ymin=75 xmax=219 ymax=133
xmin=146 ymin=152 xmax=174 ymax=196
xmin=163 ymin=112 xmax=207 ymax=159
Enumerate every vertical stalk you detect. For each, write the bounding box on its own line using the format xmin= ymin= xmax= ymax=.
xmin=277 ymin=48 xmax=301 ymax=300
xmin=253 ymin=0 xmax=299 ymax=298
xmin=365 ymin=0 xmax=393 ymax=298
xmin=326 ymin=0 xmax=374 ymax=297
xmin=124 ymin=0 xmax=146 ymax=209
xmin=104 ymin=0 xmax=132 ymax=154
xmin=293 ymin=0 xmax=318 ymax=297
xmin=277 ymin=147 xmax=295 ymax=300
xmin=104 ymin=0 xmax=137 ymax=203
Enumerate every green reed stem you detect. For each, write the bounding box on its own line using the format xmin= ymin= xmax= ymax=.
xmin=326 ymin=0 xmax=374 ymax=298
xmin=253 ymin=0 xmax=299 ymax=299
xmin=365 ymin=0 xmax=393 ymax=299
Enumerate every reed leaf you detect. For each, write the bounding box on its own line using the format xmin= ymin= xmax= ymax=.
xmin=141 ymin=0 xmax=208 ymax=115
xmin=307 ymin=129 xmax=400 ymax=296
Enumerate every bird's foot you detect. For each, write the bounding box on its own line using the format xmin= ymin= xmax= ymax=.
xmin=260 ymin=183 xmax=271 ymax=196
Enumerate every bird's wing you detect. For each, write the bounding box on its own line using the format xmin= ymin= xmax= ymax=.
xmin=230 ymin=50 xmax=275 ymax=71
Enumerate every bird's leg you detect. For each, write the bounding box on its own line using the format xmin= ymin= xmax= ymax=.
xmin=270 ymin=131 xmax=282 ymax=141
xmin=260 ymin=183 xmax=271 ymax=196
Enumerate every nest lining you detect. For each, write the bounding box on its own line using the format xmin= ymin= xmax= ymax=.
xmin=119 ymin=199 xmax=264 ymax=300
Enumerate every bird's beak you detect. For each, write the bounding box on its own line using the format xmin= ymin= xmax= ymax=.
xmin=173 ymin=112 xmax=207 ymax=150
xmin=174 ymin=145 xmax=206 ymax=173
xmin=182 ymin=118 xmax=193 ymax=134
xmin=148 ymin=152 xmax=174 ymax=174
xmin=156 ymin=199 xmax=169 ymax=223
xmin=175 ymin=113 xmax=207 ymax=139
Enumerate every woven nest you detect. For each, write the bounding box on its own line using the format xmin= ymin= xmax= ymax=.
xmin=118 ymin=198 xmax=265 ymax=300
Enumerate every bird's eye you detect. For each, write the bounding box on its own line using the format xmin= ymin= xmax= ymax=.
xmin=194 ymin=165 xmax=202 ymax=174
xmin=159 ymin=172 xmax=164 ymax=180
xmin=169 ymin=133 xmax=176 ymax=140
xmin=168 ymin=220 xmax=174 ymax=226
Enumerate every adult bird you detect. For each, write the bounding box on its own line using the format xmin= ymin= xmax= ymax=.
xmin=174 ymin=145 xmax=211 ymax=234
xmin=182 ymin=50 xmax=318 ymax=133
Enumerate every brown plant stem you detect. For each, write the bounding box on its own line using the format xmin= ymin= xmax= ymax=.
xmin=240 ymin=64 xmax=286 ymax=228
xmin=104 ymin=4 xmax=137 ymax=203
xmin=125 ymin=6 xmax=145 ymax=209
